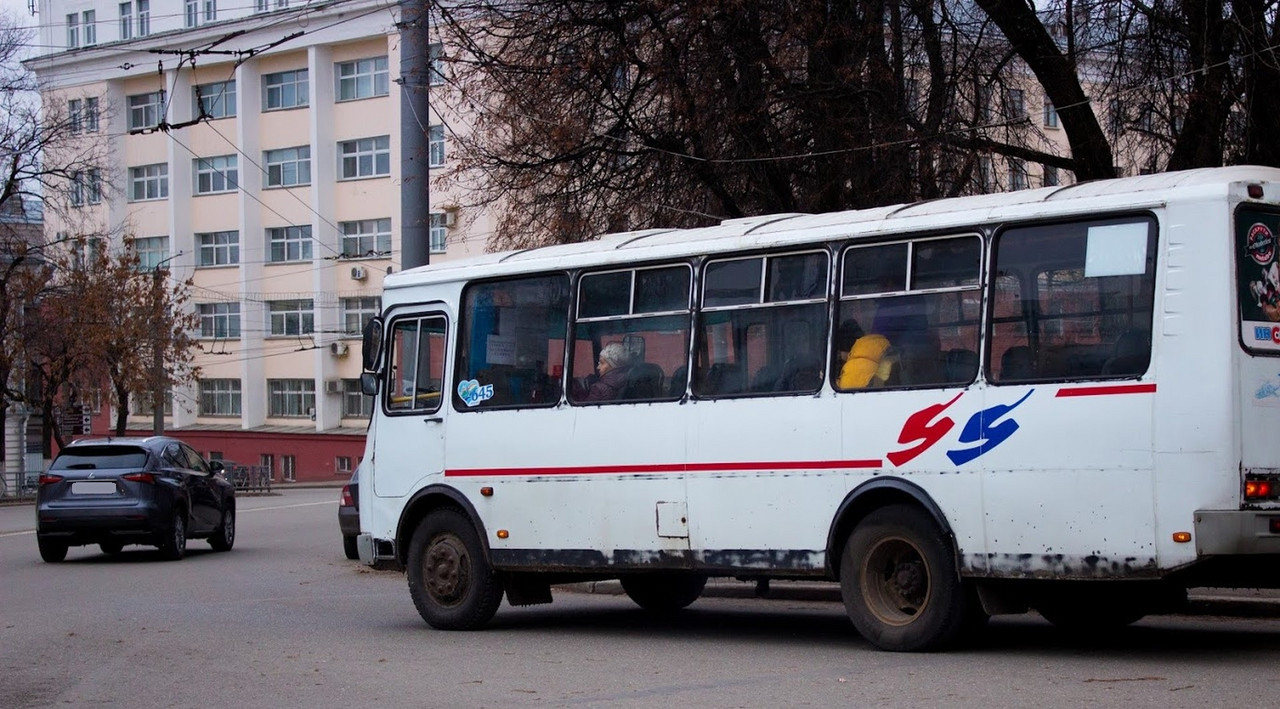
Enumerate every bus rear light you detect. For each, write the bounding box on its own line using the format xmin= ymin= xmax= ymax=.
xmin=1248 ymin=184 xmax=1265 ymax=199
xmin=121 ymin=473 xmax=156 ymax=484
xmin=1271 ymin=518 xmax=1280 ymax=534
xmin=1244 ymin=477 xmax=1277 ymax=500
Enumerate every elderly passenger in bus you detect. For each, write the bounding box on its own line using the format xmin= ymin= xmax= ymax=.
xmin=583 ymin=342 xmax=634 ymax=402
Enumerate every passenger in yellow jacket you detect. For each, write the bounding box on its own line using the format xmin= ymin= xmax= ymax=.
xmin=837 ymin=334 xmax=895 ymax=389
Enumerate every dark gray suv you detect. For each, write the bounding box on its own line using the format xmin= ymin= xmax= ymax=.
xmin=36 ymin=436 xmax=236 ymax=562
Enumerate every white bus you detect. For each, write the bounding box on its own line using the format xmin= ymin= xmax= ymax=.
xmin=355 ymin=166 xmax=1280 ymax=651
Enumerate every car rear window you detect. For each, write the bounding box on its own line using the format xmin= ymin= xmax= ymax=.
xmin=50 ymin=447 xmax=149 ymax=470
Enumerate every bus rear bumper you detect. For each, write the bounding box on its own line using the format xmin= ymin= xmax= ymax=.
xmin=1194 ymin=510 xmax=1280 ymax=555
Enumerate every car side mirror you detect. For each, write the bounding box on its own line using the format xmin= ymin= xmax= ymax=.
xmin=209 ymin=460 xmax=225 ymax=474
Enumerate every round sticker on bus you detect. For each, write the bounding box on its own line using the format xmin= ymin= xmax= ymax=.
xmin=1247 ymin=223 xmax=1275 ymax=265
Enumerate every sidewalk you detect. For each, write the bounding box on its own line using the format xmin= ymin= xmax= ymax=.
xmin=559 ymin=578 xmax=1280 ymax=619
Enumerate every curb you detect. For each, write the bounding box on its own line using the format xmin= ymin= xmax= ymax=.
xmin=556 ymin=579 xmax=1280 ymax=619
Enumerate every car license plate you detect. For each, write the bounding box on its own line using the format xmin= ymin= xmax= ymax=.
xmin=71 ymin=481 xmax=117 ymax=495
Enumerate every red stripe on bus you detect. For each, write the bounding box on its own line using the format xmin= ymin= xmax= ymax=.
xmin=1054 ymin=383 xmax=1157 ymax=397
xmin=446 ymin=459 xmax=884 ymax=477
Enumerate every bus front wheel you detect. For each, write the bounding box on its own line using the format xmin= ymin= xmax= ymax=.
xmin=840 ymin=504 xmax=967 ymax=652
xmin=407 ymin=508 xmax=504 ymax=630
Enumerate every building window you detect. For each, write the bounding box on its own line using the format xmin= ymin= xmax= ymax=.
xmin=268 ymin=379 xmax=314 ymax=418
xmin=336 ymin=56 xmax=389 ymax=101
xmin=282 ymin=455 xmax=297 ymax=482
xmin=1005 ymin=88 xmax=1023 ymax=118
xmin=338 ymin=136 xmax=391 ymax=179
xmin=82 ymin=10 xmax=97 ymax=45
xmin=194 ymin=155 xmax=238 ymax=195
xmin=1008 ymin=158 xmax=1028 ymax=191
xmin=341 ymin=379 xmax=372 ymax=418
xmin=199 ymin=379 xmax=241 ymax=416
xmin=197 ymin=230 xmax=239 ymax=266
xmin=131 ymin=389 xmax=172 ymax=416
xmin=263 ymin=69 xmax=308 ymax=110
xmin=264 ymin=146 xmax=311 ymax=187
xmin=340 ymin=296 xmax=381 ymax=336
xmin=128 ymin=91 xmax=164 ymax=131
xmin=429 ymin=42 xmax=444 ymax=85
xmin=195 ymin=80 xmax=236 ymax=119
xmin=268 ymin=299 xmax=314 ymax=336
xmin=66 ymin=14 xmax=78 ymax=48
xmin=185 ymin=0 xmax=198 ymax=27
xmin=84 ymin=97 xmax=99 ymax=131
xmin=70 ymin=169 xmax=101 ymax=207
xmin=1043 ymin=98 xmax=1058 ymax=128
xmin=1042 ymin=164 xmax=1059 ymax=187
xmin=1108 ymin=98 xmax=1125 ymax=135
xmin=198 ymin=302 xmax=240 ymax=338
xmin=260 ymin=454 xmax=274 ymax=481
xmin=428 ymin=125 xmax=445 ymax=167
xmin=68 ymin=98 xmax=82 ymax=131
xmin=336 ymin=455 xmax=354 ymax=474
xmin=203 ymin=0 xmax=217 ymax=22
xmin=340 ymin=218 xmax=390 ymax=257
xmin=255 ymin=0 xmax=268 ymax=12
xmin=128 ymin=163 xmax=168 ymax=201
xmin=119 ymin=3 xmax=133 ymax=40
xmin=137 ymin=0 xmax=150 ymax=36
xmin=429 ymin=213 xmax=447 ymax=253
xmin=131 ymin=236 xmax=169 ymax=271
xmin=268 ymin=225 xmax=312 ymax=262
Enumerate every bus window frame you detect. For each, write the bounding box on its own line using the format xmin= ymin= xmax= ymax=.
xmin=694 ymin=248 xmax=831 ymax=399
xmin=382 ymin=312 xmax=450 ymax=416
xmin=985 ymin=213 xmax=1159 ymax=385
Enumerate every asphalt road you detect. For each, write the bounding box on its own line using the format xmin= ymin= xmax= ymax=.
xmin=2 ymin=489 xmax=1280 ymax=708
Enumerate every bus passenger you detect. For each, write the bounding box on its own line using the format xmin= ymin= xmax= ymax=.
xmin=583 ymin=342 xmax=634 ymax=401
xmin=837 ymin=334 xmax=895 ymax=389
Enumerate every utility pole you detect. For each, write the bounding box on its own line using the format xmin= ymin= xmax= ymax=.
xmin=400 ymin=0 xmax=432 ymax=270
xmin=151 ymin=254 xmax=177 ymax=435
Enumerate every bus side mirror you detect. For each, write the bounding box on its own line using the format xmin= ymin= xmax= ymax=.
xmin=361 ymin=317 xmax=384 ymax=373
xmin=360 ymin=372 xmax=379 ymax=397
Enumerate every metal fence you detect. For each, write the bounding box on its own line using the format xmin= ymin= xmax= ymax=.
xmin=223 ymin=463 xmax=273 ymax=493
xmin=0 ymin=470 xmax=40 ymax=501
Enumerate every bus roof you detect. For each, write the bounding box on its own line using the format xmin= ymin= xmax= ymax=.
xmin=385 ymin=165 xmax=1280 ymax=291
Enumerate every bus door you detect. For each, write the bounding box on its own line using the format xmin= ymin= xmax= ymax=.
xmin=373 ymin=309 xmax=451 ymax=498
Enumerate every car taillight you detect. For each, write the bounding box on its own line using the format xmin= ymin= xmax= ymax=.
xmin=340 ymin=485 xmax=354 ymax=507
xmin=38 ymin=474 xmax=64 ymax=486
xmin=122 ymin=473 xmax=156 ymax=484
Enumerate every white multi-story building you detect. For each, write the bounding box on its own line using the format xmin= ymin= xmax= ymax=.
xmin=25 ymin=0 xmax=489 ymax=481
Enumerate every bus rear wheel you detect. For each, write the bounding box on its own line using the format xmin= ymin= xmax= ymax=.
xmin=620 ymin=573 xmax=707 ymax=612
xmin=840 ymin=504 xmax=967 ymax=652
xmin=407 ymin=508 xmax=504 ymax=630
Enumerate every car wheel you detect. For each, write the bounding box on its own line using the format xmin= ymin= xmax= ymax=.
xmin=159 ymin=510 xmax=187 ymax=561
xmin=406 ymin=508 xmax=504 ymax=630
xmin=38 ymin=537 xmax=68 ymax=563
xmin=343 ymin=534 xmax=359 ymax=560
xmin=209 ymin=506 xmax=235 ymax=552
xmin=100 ymin=540 xmax=124 ymax=555
xmin=620 ymin=573 xmax=707 ymax=612
xmin=840 ymin=504 xmax=969 ymax=652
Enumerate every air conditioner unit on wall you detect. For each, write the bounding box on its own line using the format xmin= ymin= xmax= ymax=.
xmin=350 ymin=265 xmax=367 ymax=281
xmin=324 ymin=379 xmax=342 ymax=395
xmin=443 ymin=211 xmax=457 ymax=227
xmin=329 ymin=342 xmax=349 ymax=357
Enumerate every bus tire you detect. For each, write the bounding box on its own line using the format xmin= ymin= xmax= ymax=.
xmin=407 ymin=508 xmax=504 ymax=630
xmin=620 ymin=573 xmax=707 ymax=612
xmin=840 ymin=504 xmax=967 ymax=652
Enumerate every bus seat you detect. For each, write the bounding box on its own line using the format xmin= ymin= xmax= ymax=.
xmin=944 ymin=348 xmax=979 ymax=384
xmin=1101 ymin=330 xmax=1150 ymax=376
xmin=622 ymin=363 xmax=664 ymax=400
xmin=698 ymin=362 xmax=742 ymax=395
xmin=751 ymin=362 xmax=783 ymax=392
xmin=668 ymin=365 xmax=688 ymax=397
xmin=776 ymin=356 xmax=823 ymax=392
xmin=1000 ymin=345 xmax=1035 ymax=381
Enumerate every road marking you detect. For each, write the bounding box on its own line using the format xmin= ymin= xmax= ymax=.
xmin=0 ymin=530 xmax=34 ymax=538
xmin=242 ymin=501 xmax=336 ymax=513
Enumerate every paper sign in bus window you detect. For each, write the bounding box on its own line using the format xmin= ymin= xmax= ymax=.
xmin=1084 ymin=222 xmax=1148 ymax=277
